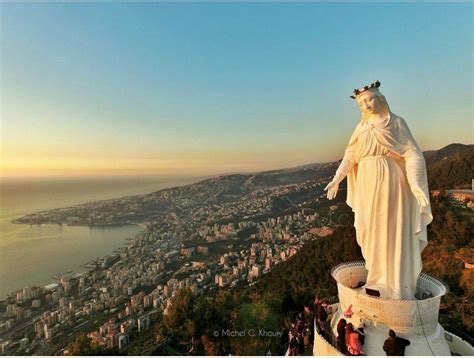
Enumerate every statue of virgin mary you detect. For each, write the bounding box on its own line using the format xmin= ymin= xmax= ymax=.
xmin=325 ymin=81 xmax=433 ymax=300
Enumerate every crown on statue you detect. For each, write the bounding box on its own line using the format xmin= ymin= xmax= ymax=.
xmin=350 ymin=80 xmax=381 ymax=99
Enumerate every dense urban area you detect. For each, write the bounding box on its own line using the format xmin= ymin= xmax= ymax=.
xmin=1 ymin=161 xmax=344 ymax=354
xmin=1 ymin=143 xmax=473 ymax=355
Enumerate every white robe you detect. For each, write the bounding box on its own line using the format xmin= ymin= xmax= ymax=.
xmin=343 ymin=113 xmax=432 ymax=300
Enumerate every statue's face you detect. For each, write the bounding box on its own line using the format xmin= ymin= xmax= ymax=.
xmin=356 ymin=92 xmax=386 ymax=115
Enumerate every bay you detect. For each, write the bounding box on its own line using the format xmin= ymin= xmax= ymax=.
xmin=0 ymin=175 xmax=202 ymax=297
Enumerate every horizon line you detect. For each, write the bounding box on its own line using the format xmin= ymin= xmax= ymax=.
xmin=1 ymin=141 xmax=469 ymax=181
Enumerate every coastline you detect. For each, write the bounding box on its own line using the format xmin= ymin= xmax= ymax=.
xmin=11 ymin=220 xmax=145 ymax=228
xmin=0 ymin=222 xmax=146 ymax=300
xmin=0 ymin=175 xmax=196 ymax=299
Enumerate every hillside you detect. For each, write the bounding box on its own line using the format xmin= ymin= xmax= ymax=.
xmin=424 ymin=143 xmax=473 ymax=190
xmin=108 ymin=142 xmax=473 ymax=355
xmin=15 ymin=143 xmax=472 ymax=228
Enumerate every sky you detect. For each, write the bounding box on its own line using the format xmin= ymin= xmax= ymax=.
xmin=0 ymin=2 xmax=472 ymax=178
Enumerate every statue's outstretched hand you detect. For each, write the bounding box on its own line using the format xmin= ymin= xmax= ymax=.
xmin=410 ymin=184 xmax=429 ymax=208
xmin=324 ymin=180 xmax=339 ymax=200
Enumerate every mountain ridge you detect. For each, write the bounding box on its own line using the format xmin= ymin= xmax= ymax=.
xmin=12 ymin=143 xmax=472 ymax=225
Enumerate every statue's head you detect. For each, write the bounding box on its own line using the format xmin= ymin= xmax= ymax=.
xmin=356 ymin=90 xmax=389 ymax=116
xmin=351 ymin=80 xmax=390 ymax=120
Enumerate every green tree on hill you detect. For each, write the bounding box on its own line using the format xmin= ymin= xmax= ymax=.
xmin=66 ymin=335 xmax=120 ymax=356
xmin=230 ymin=301 xmax=280 ymax=355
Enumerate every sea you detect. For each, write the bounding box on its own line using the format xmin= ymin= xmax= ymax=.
xmin=0 ymin=175 xmax=202 ymax=298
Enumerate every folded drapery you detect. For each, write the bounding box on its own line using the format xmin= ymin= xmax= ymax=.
xmin=332 ymin=112 xmax=433 ymax=299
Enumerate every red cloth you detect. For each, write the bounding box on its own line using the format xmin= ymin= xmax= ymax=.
xmin=347 ymin=332 xmax=362 ymax=355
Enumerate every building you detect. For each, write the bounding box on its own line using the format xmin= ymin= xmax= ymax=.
xmin=432 ymin=189 xmax=474 ymax=204
xmin=265 ymin=257 xmax=273 ymax=270
xmin=118 ymin=334 xmax=129 ymax=349
xmin=196 ymin=246 xmax=209 ymax=255
xmin=447 ymin=190 xmax=474 ymax=203
xmin=251 ymin=264 xmax=261 ymax=278
xmin=180 ymin=247 xmax=196 ymax=258
xmin=137 ymin=315 xmax=150 ymax=332
xmin=0 ymin=341 xmax=10 ymax=355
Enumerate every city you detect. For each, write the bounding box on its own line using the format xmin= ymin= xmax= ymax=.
xmin=1 ymin=163 xmax=344 ymax=355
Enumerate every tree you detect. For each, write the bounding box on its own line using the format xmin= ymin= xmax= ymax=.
xmin=163 ymin=288 xmax=195 ymax=340
xmin=66 ymin=335 xmax=119 ymax=356
xmin=231 ymin=301 xmax=280 ymax=355
xmin=459 ymin=269 xmax=474 ymax=332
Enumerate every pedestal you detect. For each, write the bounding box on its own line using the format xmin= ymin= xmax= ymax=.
xmin=313 ymin=261 xmax=474 ymax=356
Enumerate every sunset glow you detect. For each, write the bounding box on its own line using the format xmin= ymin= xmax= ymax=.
xmin=1 ymin=2 xmax=472 ymax=178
